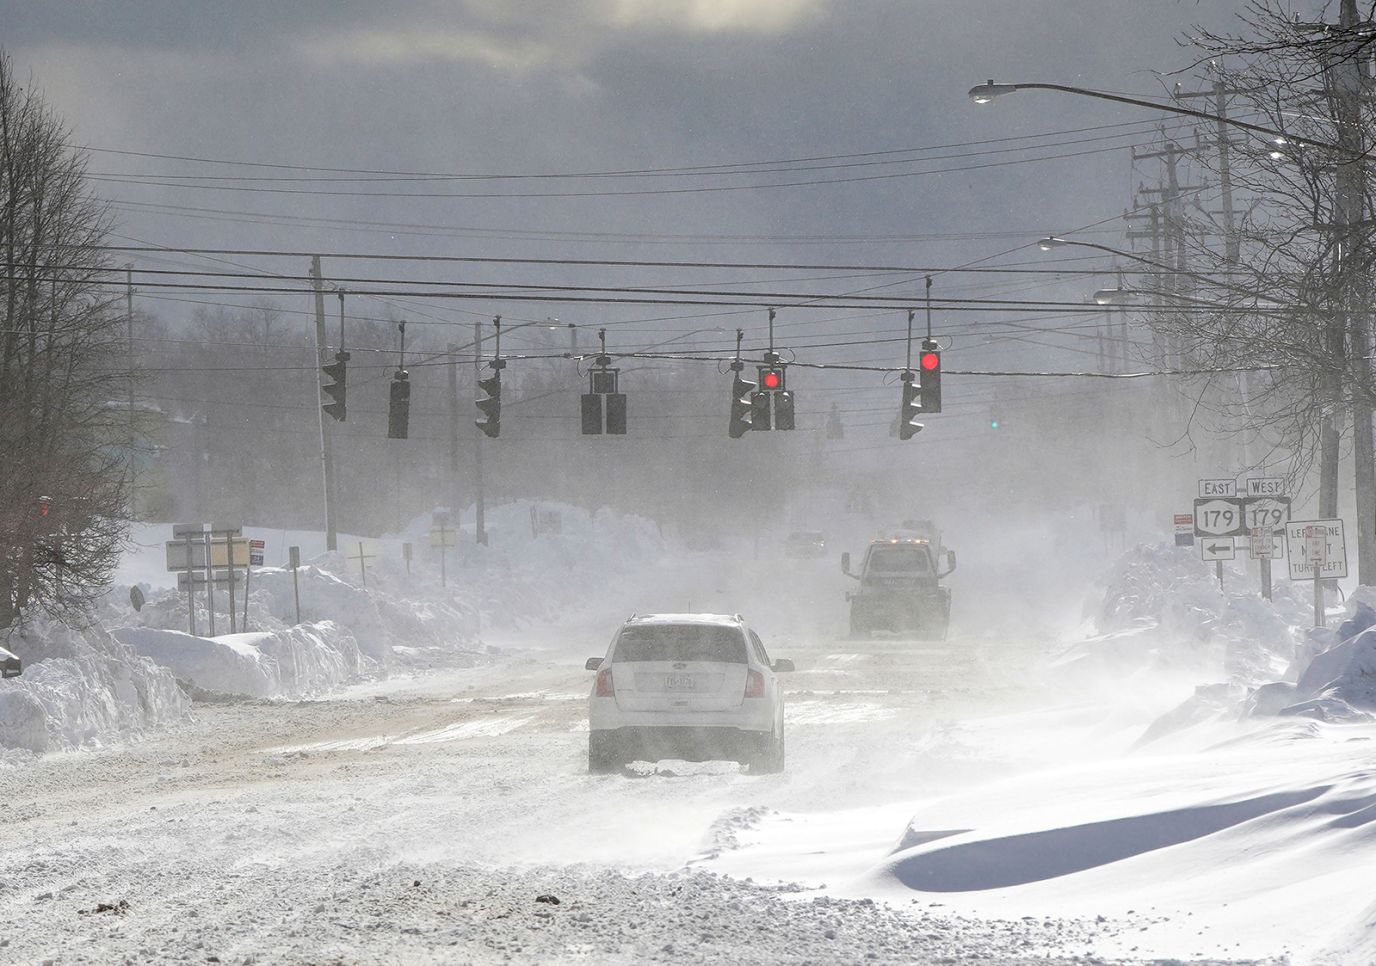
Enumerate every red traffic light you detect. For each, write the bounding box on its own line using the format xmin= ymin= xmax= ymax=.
xmin=920 ymin=351 xmax=940 ymax=371
xmin=38 ymin=496 xmax=51 ymax=517
xmin=760 ymin=368 xmax=783 ymax=390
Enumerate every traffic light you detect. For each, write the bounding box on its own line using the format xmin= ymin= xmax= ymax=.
xmin=773 ymin=391 xmax=796 ymax=431
xmin=752 ymin=364 xmax=793 ymax=431
xmin=918 ymin=339 xmax=941 ymax=413
xmin=899 ymin=375 xmax=923 ymax=440
xmin=580 ymin=393 xmax=603 ymax=435
xmin=582 ymin=366 xmax=626 ymax=435
xmin=476 ymin=365 xmax=503 ymax=438
xmin=751 ymin=390 xmax=771 ymax=431
xmin=321 ymin=351 xmax=350 ymax=422
xmin=605 ymin=393 xmax=627 ymax=435
xmin=728 ymin=371 xmax=756 ymax=438
xmin=387 ymin=370 xmax=411 ymax=439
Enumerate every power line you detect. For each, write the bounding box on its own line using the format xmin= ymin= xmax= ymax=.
xmin=85 ymin=141 xmax=1167 ymax=200
xmin=78 ymin=115 xmax=1189 ymax=180
xmin=89 ymin=244 xmax=1241 ymax=277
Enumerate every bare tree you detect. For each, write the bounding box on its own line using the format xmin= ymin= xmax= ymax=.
xmin=0 ymin=50 xmax=130 ymax=627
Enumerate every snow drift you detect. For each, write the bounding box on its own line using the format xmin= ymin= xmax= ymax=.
xmin=113 ymin=621 xmax=370 ymax=699
xmin=0 ymin=619 xmax=187 ymax=752
xmin=1053 ymin=543 xmax=1302 ymax=686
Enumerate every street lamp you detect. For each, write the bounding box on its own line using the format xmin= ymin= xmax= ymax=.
xmin=1035 ymin=236 xmax=1281 ymax=303
xmin=967 ymin=79 xmax=1353 ymax=156
xmin=1090 ymin=286 xmax=1250 ymax=309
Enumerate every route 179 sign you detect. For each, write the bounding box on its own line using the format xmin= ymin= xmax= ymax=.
xmin=1193 ymin=496 xmax=1247 ymax=538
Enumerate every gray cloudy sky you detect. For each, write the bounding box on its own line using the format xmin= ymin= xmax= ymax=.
xmin=3 ymin=0 xmax=1254 ymax=358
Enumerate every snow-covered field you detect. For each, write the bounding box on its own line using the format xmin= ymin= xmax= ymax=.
xmin=2 ymin=521 xmax=1374 ymax=963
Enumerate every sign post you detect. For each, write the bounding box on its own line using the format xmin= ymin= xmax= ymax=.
xmin=208 ymin=525 xmax=243 ymax=634
xmin=430 ymin=511 xmax=457 ymax=588
xmin=288 ymin=545 xmax=301 ymax=624
xmin=202 ymin=531 xmax=216 ymax=636
xmin=349 ymin=541 xmax=375 ymax=587
xmin=1285 ymin=519 xmax=1347 ymax=628
xmin=243 ymin=539 xmax=265 ymax=629
xmin=170 ymin=523 xmax=204 ymax=635
xmin=1242 ymin=483 xmax=1290 ymax=602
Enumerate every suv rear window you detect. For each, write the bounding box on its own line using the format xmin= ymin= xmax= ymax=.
xmin=614 ymin=624 xmax=748 ymax=663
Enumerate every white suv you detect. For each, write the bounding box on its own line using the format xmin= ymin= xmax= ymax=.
xmin=585 ymin=614 xmax=793 ymax=774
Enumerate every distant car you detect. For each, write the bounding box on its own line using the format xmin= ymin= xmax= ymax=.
xmin=784 ymin=530 xmax=827 ymax=558
xmin=0 ymin=645 xmax=20 ymax=678
xmin=585 ymin=614 xmax=793 ymax=775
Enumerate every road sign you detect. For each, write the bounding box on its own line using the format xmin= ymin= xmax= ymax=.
xmin=1198 ymin=479 xmax=1236 ymax=498
xmin=249 ymin=538 xmax=266 ymax=567
xmin=1201 ymin=537 xmax=1235 ymax=561
xmin=1285 ymin=519 xmax=1347 ymax=580
xmin=1194 ymin=496 xmax=1246 ymax=537
xmin=176 ymin=569 xmax=236 ymax=589
xmin=429 ymin=527 xmax=457 ymax=549
xmin=1242 ymin=495 xmax=1291 ymax=531
xmin=172 ymin=522 xmax=205 ymax=537
xmin=1249 ymin=527 xmax=1283 ymax=559
xmin=166 ymin=541 xmax=207 ymax=571
xmin=1173 ymin=513 xmax=1195 ymax=547
xmin=1246 ymin=477 xmax=1287 ymax=497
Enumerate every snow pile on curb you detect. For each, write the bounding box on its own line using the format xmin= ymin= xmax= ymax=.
xmin=1054 ymin=544 xmax=1303 ymax=686
xmin=0 ymin=619 xmax=188 ymax=752
xmin=113 ymin=621 xmax=370 ymax=699
xmin=109 ymin=503 xmax=664 ymax=674
xmin=1246 ymin=594 xmax=1376 ymax=722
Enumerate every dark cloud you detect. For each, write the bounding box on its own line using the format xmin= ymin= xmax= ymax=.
xmin=2 ymin=0 xmax=1253 ymax=317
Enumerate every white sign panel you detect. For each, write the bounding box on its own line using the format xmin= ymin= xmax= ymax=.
xmin=1199 ymin=479 xmax=1236 ymax=498
xmin=1285 ymin=519 xmax=1347 ymax=580
xmin=1248 ymin=527 xmax=1283 ymax=560
xmin=1243 ymin=496 xmax=1291 ymax=531
xmin=1194 ymin=497 xmax=1247 ymax=537
xmin=1173 ymin=512 xmax=1194 ymax=547
xmin=1200 ymin=537 xmax=1235 ymax=561
xmin=1246 ymin=477 xmax=1287 ymax=497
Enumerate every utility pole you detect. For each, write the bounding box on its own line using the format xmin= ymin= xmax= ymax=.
xmin=472 ymin=318 xmax=487 ymax=546
xmin=1333 ymin=0 xmax=1375 ymax=583
xmin=125 ymin=264 xmax=137 ymax=521
xmin=447 ymin=341 xmax=461 ymax=502
xmin=310 ymin=257 xmax=338 ymax=551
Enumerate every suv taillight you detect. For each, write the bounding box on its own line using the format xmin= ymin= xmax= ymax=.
xmin=744 ymin=668 xmax=765 ymax=699
xmin=595 ymin=666 xmax=615 ymax=697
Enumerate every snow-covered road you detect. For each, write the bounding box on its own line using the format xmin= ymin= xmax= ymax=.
xmin=0 ymin=625 xmax=1204 ymax=965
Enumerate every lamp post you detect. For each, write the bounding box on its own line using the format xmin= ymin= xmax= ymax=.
xmin=967 ymin=80 xmax=1355 ymax=157
xmin=975 ymin=73 xmax=1376 ymax=584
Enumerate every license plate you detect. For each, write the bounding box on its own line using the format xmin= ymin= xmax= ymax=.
xmin=664 ymin=673 xmax=696 ymax=691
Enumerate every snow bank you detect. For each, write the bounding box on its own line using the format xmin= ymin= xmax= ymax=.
xmin=110 ymin=502 xmax=664 ymax=669
xmin=871 ymin=724 xmax=1376 ymax=962
xmin=1054 ymin=543 xmax=1302 ymax=686
xmin=113 ymin=621 xmax=369 ymax=699
xmin=0 ymin=619 xmax=187 ymax=752
xmin=1254 ymin=595 xmax=1376 ymax=722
